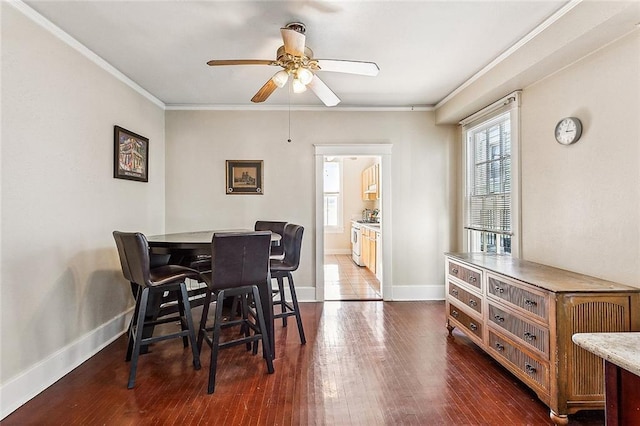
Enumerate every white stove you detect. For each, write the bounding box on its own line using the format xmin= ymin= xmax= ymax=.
xmin=351 ymin=221 xmax=364 ymax=266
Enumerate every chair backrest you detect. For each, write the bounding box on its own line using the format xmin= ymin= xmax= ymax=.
xmin=113 ymin=231 xmax=133 ymax=282
xmin=281 ymin=224 xmax=304 ymax=270
xmin=113 ymin=231 xmax=152 ymax=288
xmin=210 ymin=231 xmax=271 ymax=291
xmin=254 ymin=220 xmax=287 ymax=257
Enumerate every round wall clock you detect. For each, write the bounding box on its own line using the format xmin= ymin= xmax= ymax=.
xmin=554 ymin=117 xmax=582 ymax=145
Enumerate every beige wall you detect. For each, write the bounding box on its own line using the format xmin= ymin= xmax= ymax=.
xmin=519 ymin=31 xmax=640 ymax=286
xmin=1 ymin=3 xmax=166 ymax=389
xmin=165 ymin=110 xmax=457 ymax=297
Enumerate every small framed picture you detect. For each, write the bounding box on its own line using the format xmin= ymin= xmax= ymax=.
xmin=114 ymin=126 xmax=149 ymax=182
xmin=226 ymin=160 xmax=263 ymax=194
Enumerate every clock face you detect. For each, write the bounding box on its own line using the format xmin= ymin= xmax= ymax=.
xmin=555 ymin=117 xmax=582 ymax=145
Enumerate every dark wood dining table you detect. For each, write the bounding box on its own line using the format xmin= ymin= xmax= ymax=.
xmin=146 ymin=229 xmax=281 ymax=358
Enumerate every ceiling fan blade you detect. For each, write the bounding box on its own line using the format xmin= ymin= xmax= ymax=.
xmin=207 ymin=59 xmax=275 ymax=66
xmin=307 ymin=75 xmax=340 ymax=107
xmin=316 ymin=59 xmax=380 ymax=76
xmin=280 ymin=28 xmax=306 ymax=56
xmin=251 ymin=79 xmax=278 ymax=103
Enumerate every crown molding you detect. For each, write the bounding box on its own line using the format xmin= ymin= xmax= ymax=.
xmin=165 ymin=104 xmax=433 ymax=112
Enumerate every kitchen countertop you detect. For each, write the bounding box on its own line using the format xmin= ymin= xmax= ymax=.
xmin=352 ymin=220 xmax=381 ymax=232
xmin=572 ymin=333 xmax=640 ymax=376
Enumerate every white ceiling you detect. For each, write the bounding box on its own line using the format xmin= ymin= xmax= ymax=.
xmin=23 ymin=1 xmax=571 ymax=108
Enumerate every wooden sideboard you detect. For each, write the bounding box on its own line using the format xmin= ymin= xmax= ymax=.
xmin=444 ymin=253 xmax=640 ymax=425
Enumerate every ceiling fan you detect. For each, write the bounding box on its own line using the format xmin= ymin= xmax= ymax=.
xmin=206 ymin=22 xmax=379 ymax=107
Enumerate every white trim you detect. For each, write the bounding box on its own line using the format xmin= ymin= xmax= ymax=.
xmin=389 ymin=285 xmax=445 ymax=301
xmin=8 ymin=0 xmax=165 ymax=109
xmin=436 ymin=0 xmax=582 ymax=109
xmin=314 ymin=144 xmax=393 ymax=302
xmin=0 ymin=310 xmax=130 ymax=420
xmin=165 ymin=104 xmax=434 ymax=112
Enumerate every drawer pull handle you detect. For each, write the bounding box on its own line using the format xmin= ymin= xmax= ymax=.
xmin=451 ymin=268 xmax=459 ymax=274
xmin=468 ymin=299 xmax=477 ymax=307
xmin=524 ymin=331 xmax=537 ymax=341
xmin=495 ymin=343 xmax=505 ymax=351
xmin=495 ymin=286 xmax=504 ymax=293
xmin=524 ymin=299 xmax=537 ymax=307
xmin=494 ymin=314 xmax=505 ymax=322
xmin=451 ymin=310 xmax=459 ymax=318
xmin=451 ymin=289 xmax=459 ymax=296
xmin=469 ymin=323 xmax=478 ymax=331
xmin=468 ymin=276 xmax=477 ymax=282
xmin=525 ymin=363 xmax=537 ymax=374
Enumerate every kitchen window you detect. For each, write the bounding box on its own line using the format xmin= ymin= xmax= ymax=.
xmin=462 ymin=92 xmax=521 ymax=256
xmin=323 ymin=158 xmax=343 ymax=232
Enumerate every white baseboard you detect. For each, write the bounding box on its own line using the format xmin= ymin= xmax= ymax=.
xmin=388 ymin=284 xmax=445 ymax=301
xmin=0 ymin=310 xmax=130 ymax=420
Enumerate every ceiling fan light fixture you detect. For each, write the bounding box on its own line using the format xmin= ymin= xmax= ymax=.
xmin=272 ymin=70 xmax=289 ymax=88
xmin=292 ymin=78 xmax=307 ymax=93
xmin=297 ymin=68 xmax=314 ymax=85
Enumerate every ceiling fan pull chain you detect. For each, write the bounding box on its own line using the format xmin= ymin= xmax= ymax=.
xmin=288 ymin=81 xmax=292 ymax=143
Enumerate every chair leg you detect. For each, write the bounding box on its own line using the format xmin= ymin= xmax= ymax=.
xmin=208 ymin=290 xmax=226 ymax=394
xmin=176 ymin=289 xmax=189 ymax=348
xmin=287 ymin=272 xmax=306 ymax=345
xmin=179 ymin=283 xmax=201 ymax=370
xmin=126 ymin=286 xmax=143 ymax=362
xmin=276 ymin=276 xmax=287 ymax=327
xmin=240 ymin=294 xmax=253 ymax=352
xmin=251 ymin=286 xmax=274 ymax=374
xmin=197 ymin=289 xmax=214 ymax=353
xmin=128 ymin=287 xmax=149 ymax=389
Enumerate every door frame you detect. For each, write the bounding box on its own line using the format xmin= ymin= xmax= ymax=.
xmin=314 ymin=144 xmax=393 ymax=301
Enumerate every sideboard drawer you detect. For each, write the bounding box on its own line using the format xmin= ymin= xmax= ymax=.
xmin=489 ymin=330 xmax=550 ymax=393
xmin=448 ymin=281 xmax=482 ymax=315
xmin=488 ymin=303 xmax=550 ymax=358
xmin=449 ymin=304 xmax=482 ymax=340
xmin=448 ymin=260 xmax=482 ymax=290
xmin=487 ymin=274 xmax=548 ymax=322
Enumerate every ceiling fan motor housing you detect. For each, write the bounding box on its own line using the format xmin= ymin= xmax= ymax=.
xmin=284 ymin=22 xmax=306 ymax=34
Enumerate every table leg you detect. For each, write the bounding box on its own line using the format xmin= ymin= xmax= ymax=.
xmin=258 ymin=278 xmax=275 ymax=359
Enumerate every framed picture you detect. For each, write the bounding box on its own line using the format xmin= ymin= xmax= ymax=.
xmin=114 ymin=125 xmax=149 ymax=182
xmin=226 ymin=160 xmax=263 ymax=194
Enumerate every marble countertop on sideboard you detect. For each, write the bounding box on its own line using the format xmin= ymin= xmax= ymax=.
xmin=572 ymin=333 xmax=640 ymax=376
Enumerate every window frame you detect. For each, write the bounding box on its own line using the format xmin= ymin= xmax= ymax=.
xmin=323 ymin=158 xmax=344 ymax=233
xmin=461 ymin=91 xmax=521 ymax=257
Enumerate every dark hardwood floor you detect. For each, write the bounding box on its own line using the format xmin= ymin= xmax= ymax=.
xmin=2 ymin=302 xmax=605 ymax=425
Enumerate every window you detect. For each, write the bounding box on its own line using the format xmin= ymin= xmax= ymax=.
xmin=462 ymin=92 xmax=520 ymax=256
xmin=323 ymin=158 xmax=343 ymax=232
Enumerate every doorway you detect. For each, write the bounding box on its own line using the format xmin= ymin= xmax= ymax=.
xmin=314 ymin=144 xmax=392 ymax=302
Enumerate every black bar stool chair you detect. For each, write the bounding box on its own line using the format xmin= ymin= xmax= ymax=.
xmin=270 ymin=223 xmax=306 ymax=344
xmin=254 ymin=220 xmax=287 ymax=259
xmin=197 ymin=231 xmax=275 ymax=394
xmin=113 ymin=231 xmax=201 ymax=389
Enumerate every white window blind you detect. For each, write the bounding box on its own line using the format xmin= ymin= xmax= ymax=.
xmin=465 ymin=112 xmax=512 ymax=236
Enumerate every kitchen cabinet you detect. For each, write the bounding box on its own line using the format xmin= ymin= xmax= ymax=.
xmin=367 ymin=229 xmax=376 ymax=274
xmin=445 ymin=253 xmax=640 ymax=425
xmin=359 ymin=226 xmax=377 ymax=274
xmin=361 ymin=228 xmax=370 ymax=268
xmin=361 ymin=163 xmax=380 ymax=200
